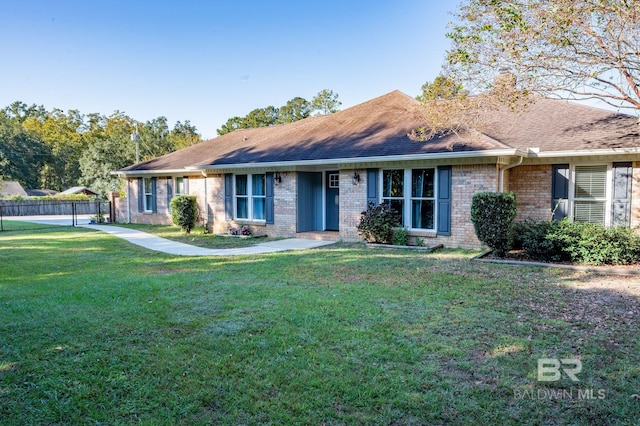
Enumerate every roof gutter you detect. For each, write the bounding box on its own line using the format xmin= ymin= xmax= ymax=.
xmin=528 ymin=147 xmax=640 ymax=158
xmin=189 ymin=149 xmax=529 ymax=172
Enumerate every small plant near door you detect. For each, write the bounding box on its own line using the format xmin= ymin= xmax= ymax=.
xmin=357 ymin=202 xmax=401 ymax=243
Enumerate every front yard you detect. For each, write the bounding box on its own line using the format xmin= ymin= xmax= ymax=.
xmin=0 ymin=226 xmax=638 ymax=424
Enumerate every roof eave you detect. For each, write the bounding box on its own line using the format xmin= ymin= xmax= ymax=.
xmin=529 ymin=147 xmax=640 ymax=158
xmin=190 ymin=149 xmax=529 ymax=171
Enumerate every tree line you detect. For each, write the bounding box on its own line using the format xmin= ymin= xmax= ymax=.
xmin=217 ymin=89 xmax=341 ymax=135
xmin=0 ymin=102 xmax=201 ymax=197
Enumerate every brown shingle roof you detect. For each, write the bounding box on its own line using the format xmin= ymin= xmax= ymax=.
xmin=121 ymin=91 xmax=639 ymax=172
xmin=483 ymin=98 xmax=640 ymax=151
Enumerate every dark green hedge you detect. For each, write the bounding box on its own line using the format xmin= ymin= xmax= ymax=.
xmin=170 ymin=195 xmax=198 ymax=233
xmin=470 ymin=192 xmax=517 ymax=257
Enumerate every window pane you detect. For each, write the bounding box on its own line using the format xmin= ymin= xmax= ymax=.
xmin=412 ymin=169 xmax=434 ymax=198
xmin=253 ymin=197 xmax=265 ymax=220
xmin=236 ymin=175 xmax=248 ymax=196
xmin=412 ymin=200 xmax=434 ymax=229
xmin=383 ymin=170 xmax=404 ymax=197
xmin=574 ymin=201 xmax=605 ymax=225
xmin=144 ymin=178 xmax=152 ymax=194
xmin=145 ymin=194 xmax=153 ymax=211
xmin=574 ymin=165 xmax=606 ymax=198
xmin=175 ymin=177 xmax=184 ymax=194
xmin=252 ymin=174 xmax=265 ymax=196
xmin=384 ymin=199 xmax=404 ymax=224
xmin=236 ymin=197 xmax=248 ymax=219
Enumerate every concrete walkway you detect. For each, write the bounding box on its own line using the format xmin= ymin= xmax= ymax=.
xmin=80 ymin=224 xmax=335 ymax=256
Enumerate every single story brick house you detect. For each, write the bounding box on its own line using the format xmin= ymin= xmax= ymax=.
xmin=115 ymin=91 xmax=640 ymax=249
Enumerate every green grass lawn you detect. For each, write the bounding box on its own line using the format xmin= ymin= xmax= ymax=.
xmin=108 ymin=223 xmax=283 ymax=249
xmin=1 ymin=227 xmax=638 ymax=424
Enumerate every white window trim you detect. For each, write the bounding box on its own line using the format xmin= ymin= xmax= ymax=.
xmin=568 ymin=163 xmax=612 ymax=227
xmin=143 ymin=177 xmax=153 ymax=213
xmin=174 ymin=176 xmax=188 ymax=196
xmin=234 ymin=174 xmax=266 ymax=222
xmin=380 ymin=168 xmax=438 ymax=231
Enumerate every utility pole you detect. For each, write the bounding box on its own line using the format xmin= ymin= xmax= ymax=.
xmin=131 ymin=128 xmax=140 ymax=164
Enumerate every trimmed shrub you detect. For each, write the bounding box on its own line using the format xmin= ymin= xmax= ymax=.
xmin=170 ymin=195 xmax=198 ymax=233
xmin=357 ymin=202 xmax=401 ymax=243
xmin=470 ymin=192 xmax=517 ymax=257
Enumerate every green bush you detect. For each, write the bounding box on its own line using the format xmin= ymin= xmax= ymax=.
xmin=470 ymin=192 xmax=517 ymax=257
xmin=511 ymin=219 xmax=566 ymax=262
xmin=548 ymin=221 xmax=640 ymax=265
xmin=391 ymin=227 xmax=409 ymax=246
xmin=357 ymin=202 xmax=401 ymax=243
xmin=513 ymin=218 xmax=640 ymax=265
xmin=170 ymin=195 xmax=199 ymax=233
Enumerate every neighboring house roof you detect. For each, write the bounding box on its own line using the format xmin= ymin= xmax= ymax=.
xmin=1 ymin=181 xmax=28 ymax=197
xmin=26 ymin=189 xmax=58 ymax=197
xmin=119 ymin=90 xmax=640 ymax=174
xmin=60 ymin=186 xmax=99 ymax=196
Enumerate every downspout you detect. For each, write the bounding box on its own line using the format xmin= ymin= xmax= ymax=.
xmin=126 ymin=176 xmax=131 ymax=223
xmin=201 ymin=170 xmax=209 ymax=229
xmin=499 ymin=156 xmax=523 ymax=192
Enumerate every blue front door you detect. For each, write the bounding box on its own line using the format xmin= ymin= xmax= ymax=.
xmin=297 ymin=172 xmax=323 ymax=232
xmin=325 ymin=171 xmax=339 ymax=231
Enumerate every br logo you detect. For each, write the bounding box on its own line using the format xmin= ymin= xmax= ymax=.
xmin=538 ymin=358 xmax=582 ymax=382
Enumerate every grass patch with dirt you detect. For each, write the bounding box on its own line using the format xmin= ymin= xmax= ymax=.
xmin=1 ymin=227 xmax=638 ymax=424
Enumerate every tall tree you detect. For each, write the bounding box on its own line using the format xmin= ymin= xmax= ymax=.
xmin=277 ymin=97 xmax=311 ymax=124
xmin=311 ymin=89 xmax=341 ymax=115
xmin=216 ymin=91 xmax=341 ymax=135
xmin=445 ymin=0 xmax=640 ymax=111
xmin=78 ymin=111 xmax=136 ymax=196
xmin=22 ymin=108 xmax=85 ymax=190
xmin=0 ymin=104 xmax=49 ymax=189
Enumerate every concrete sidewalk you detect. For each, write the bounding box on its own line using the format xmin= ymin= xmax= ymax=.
xmin=80 ymin=224 xmax=335 ymax=256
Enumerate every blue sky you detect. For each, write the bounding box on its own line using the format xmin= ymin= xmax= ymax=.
xmin=1 ymin=1 xmax=459 ymax=139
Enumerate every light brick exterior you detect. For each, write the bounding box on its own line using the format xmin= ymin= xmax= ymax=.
xmin=508 ymin=165 xmax=554 ymax=222
xmin=340 ymin=169 xmax=367 ymax=241
xmin=119 ymin=160 xmax=637 ymax=250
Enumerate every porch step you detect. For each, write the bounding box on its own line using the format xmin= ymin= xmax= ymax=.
xmin=296 ymin=231 xmax=340 ymax=241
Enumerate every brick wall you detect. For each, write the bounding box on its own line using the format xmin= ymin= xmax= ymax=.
xmin=209 ymin=172 xmax=298 ymax=237
xmin=127 ymin=177 xmax=173 ymax=225
xmin=508 ymin=165 xmax=554 ymax=222
xmin=266 ymin=172 xmax=297 ymax=237
xmin=340 ymin=169 xmax=367 ymax=241
xmin=428 ymin=164 xmax=498 ymax=249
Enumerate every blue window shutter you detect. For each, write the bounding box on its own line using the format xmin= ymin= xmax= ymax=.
xmin=265 ymin=172 xmax=275 ymax=224
xmin=366 ymin=169 xmax=378 ymax=207
xmin=551 ymin=164 xmax=569 ymax=221
xmin=151 ymin=177 xmax=157 ymax=213
xmin=611 ymin=162 xmax=632 ymax=227
xmin=137 ymin=178 xmax=143 ymax=212
xmin=437 ymin=166 xmax=451 ymax=236
xmin=166 ymin=177 xmax=173 ymax=211
xmin=224 ymin=174 xmax=233 ymax=220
